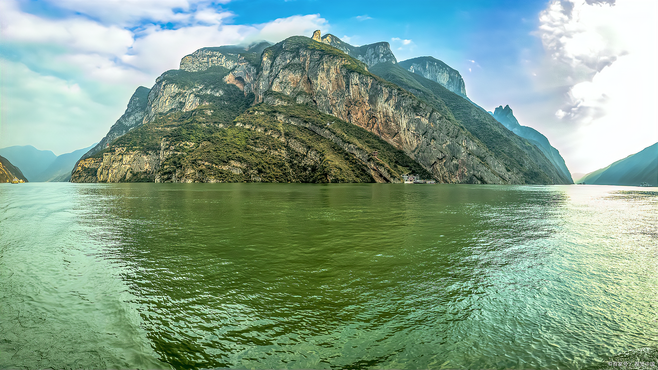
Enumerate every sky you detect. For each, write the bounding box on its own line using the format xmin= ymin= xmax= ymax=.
xmin=0 ymin=0 xmax=655 ymax=174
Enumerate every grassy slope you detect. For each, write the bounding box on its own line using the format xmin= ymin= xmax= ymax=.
xmin=370 ymin=62 xmax=571 ymax=184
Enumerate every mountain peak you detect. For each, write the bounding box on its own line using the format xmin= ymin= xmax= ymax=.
xmin=309 ymin=32 xmax=397 ymax=67
xmin=399 ymin=56 xmax=467 ymax=97
xmin=493 ymin=105 xmax=520 ymax=129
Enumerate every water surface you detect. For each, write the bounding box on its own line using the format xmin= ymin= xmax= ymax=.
xmin=1 ymin=183 xmax=656 ymax=369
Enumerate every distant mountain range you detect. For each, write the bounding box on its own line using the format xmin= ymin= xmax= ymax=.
xmin=577 ymin=142 xmax=657 ymax=186
xmin=69 ymin=31 xmax=572 ymax=185
xmin=0 ymin=155 xmax=28 ymax=183
xmin=0 ymin=144 xmax=95 ymax=182
xmin=492 ymin=105 xmax=573 ymax=183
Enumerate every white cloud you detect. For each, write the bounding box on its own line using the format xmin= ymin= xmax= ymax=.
xmin=391 ymin=37 xmax=412 ymax=46
xmin=0 ymin=60 xmax=130 ymax=154
xmin=0 ymin=0 xmax=330 ymax=154
xmin=254 ymin=14 xmax=328 ymax=43
xmin=356 ymin=15 xmax=372 ymax=21
xmin=390 ymin=37 xmax=415 ymax=55
xmin=535 ymin=0 xmax=658 ymax=172
xmin=125 ymin=24 xmax=251 ymax=74
xmin=1 ymin=1 xmax=134 ymax=56
xmin=39 ymin=0 xmax=231 ymax=26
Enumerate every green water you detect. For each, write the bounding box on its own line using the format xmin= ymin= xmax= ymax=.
xmin=0 ymin=183 xmax=656 ymax=369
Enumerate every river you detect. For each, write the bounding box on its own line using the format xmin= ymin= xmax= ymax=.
xmin=0 ymin=183 xmax=656 ymax=369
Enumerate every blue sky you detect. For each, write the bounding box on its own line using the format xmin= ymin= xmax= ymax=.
xmin=0 ymin=0 xmax=656 ymax=174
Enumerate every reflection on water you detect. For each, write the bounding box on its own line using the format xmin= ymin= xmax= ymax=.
xmin=0 ymin=183 xmax=656 ymax=369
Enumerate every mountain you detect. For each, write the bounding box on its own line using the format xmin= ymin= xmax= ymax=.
xmin=0 ymin=155 xmax=28 ymax=183
xmin=72 ymin=32 xmax=571 ymax=184
xmin=0 ymin=144 xmax=95 ymax=182
xmin=577 ymin=143 xmax=658 ymax=186
xmin=0 ymin=145 xmax=56 ymax=181
xmin=492 ymin=105 xmax=573 ymax=183
xmin=81 ymin=86 xmax=151 ymax=161
xmin=312 ymin=30 xmax=397 ymax=67
xmin=571 ymin=173 xmax=587 ymax=182
xmin=36 ymin=144 xmax=96 ymax=182
xmin=368 ymin=62 xmax=571 ymax=184
xmin=398 ymin=56 xmax=467 ymax=97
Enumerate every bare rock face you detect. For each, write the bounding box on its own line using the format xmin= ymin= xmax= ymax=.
xmin=399 ymin=57 xmax=467 ymax=97
xmin=180 ymin=49 xmax=241 ymax=72
xmin=80 ymin=86 xmax=150 ymax=160
xmin=254 ymin=38 xmax=516 ymax=184
xmin=142 ymin=77 xmax=225 ymax=123
xmin=0 ymin=155 xmax=28 ymax=183
xmin=71 ymin=150 xmax=160 ymax=183
xmin=312 ymin=30 xmax=397 ymax=68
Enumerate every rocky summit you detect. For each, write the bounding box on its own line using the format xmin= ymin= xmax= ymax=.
xmin=399 ymin=56 xmax=467 ymax=97
xmin=492 ymin=105 xmax=573 ymax=183
xmin=71 ymin=31 xmax=571 ymax=184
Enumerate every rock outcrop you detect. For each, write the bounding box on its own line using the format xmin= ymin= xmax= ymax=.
xmin=80 ymin=86 xmax=150 ymax=160
xmin=314 ymin=31 xmax=397 ymax=67
xmin=0 ymin=155 xmax=28 ymax=183
xmin=492 ymin=105 xmax=573 ymax=183
xmin=399 ymin=56 xmax=467 ymax=97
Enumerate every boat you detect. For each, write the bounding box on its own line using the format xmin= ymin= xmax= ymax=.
xmin=402 ymin=174 xmax=436 ymax=184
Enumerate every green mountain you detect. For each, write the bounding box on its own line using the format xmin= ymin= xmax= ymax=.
xmin=577 ymin=143 xmax=658 ymax=186
xmin=0 ymin=155 xmax=28 ymax=183
xmin=492 ymin=105 xmax=573 ymax=183
xmin=72 ymin=31 xmax=571 ymax=184
xmin=0 ymin=145 xmax=56 ymax=181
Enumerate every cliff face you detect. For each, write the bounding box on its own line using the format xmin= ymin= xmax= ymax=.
xmin=399 ymin=57 xmax=467 ymax=97
xmin=0 ymin=155 xmax=28 ymax=183
xmin=80 ymin=86 xmax=150 ymax=160
xmin=72 ymin=33 xmax=570 ymax=184
xmin=71 ymin=101 xmax=431 ymax=183
xmin=253 ymin=37 xmax=514 ymax=184
xmin=314 ymin=31 xmax=397 ymax=67
xmin=493 ymin=105 xmax=573 ymax=183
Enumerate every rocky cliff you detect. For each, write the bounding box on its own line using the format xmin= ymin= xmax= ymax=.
xmin=0 ymin=155 xmax=28 ymax=183
xmin=399 ymin=56 xmax=467 ymax=97
xmin=313 ymin=31 xmax=397 ymax=67
xmin=492 ymin=105 xmax=573 ymax=183
xmin=72 ymin=32 xmax=570 ymax=185
xmin=369 ymin=62 xmax=571 ymax=184
xmin=80 ymin=86 xmax=151 ymax=160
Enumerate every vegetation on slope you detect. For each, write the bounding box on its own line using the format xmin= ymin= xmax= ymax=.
xmin=86 ymin=93 xmax=429 ymax=183
xmin=578 ymin=142 xmax=657 ymax=186
xmin=370 ymin=62 xmax=571 ymax=184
